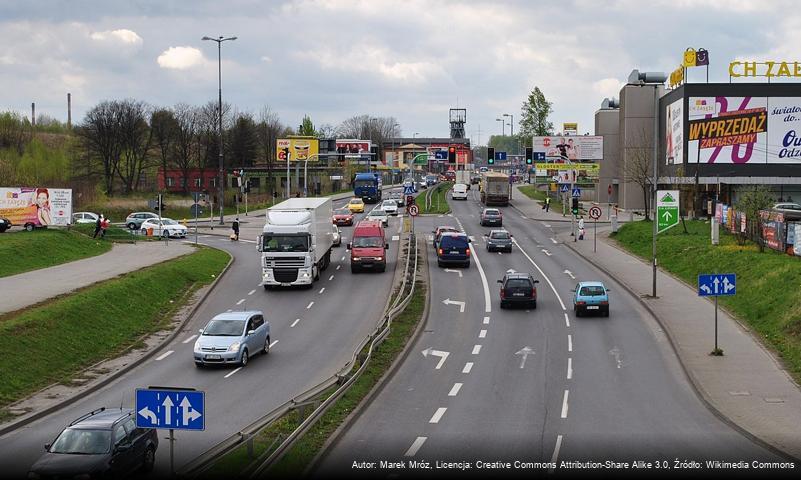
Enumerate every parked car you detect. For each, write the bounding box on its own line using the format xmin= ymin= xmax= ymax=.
xmin=480 ymin=208 xmax=503 ymax=227
xmin=347 ymin=198 xmax=365 ymax=214
xmin=772 ymin=202 xmax=801 ymax=220
xmin=194 ymin=311 xmax=270 ymax=367
xmin=140 ymin=218 xmax=188 ymax=238
xmin=486 ymin=229 xmax=513 ymax=252
xmin=451 ymin=183 xmax=469 ymax=200
xmin=28 ymin=407 xmax=158 ymax=478
xmin=498 ymin=272 xmax=539 ymax=309
xmin=432 ymin=225 xmax=460 ymax=249
xmin=332 ymin=224 xmax=342 ymax=247
xmin=573 ymin=281 xmax=610 ymax=317
xmin=125 ymin=212 xmax=159 ymax=230
xmin=332 ymin=207 xmax=354 ymax=226
xmin=380 ymin=199 xmax=399 ymax=216
xmin=72 ymin=212 xmax=99 ymax=224
xmin=366 ymin=207 xmax=389 ymax=227
xmin=436 ymin=232 xmax=471 ymax=268
xmin=0 ymin=217 xmax=10 ymax=233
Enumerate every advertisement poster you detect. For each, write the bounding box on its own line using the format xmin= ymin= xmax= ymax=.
xmin=760 ymin=210 xmax=785 ymax=251
xmin=666 ymin=98 xmax=684 ymax=164
xmin=767 ymin=97 xmax=801 ymax=163
xmin=794 ymin=224 xmax=801 ymax=256
xmin=532 ymin=136 xmax=603 ymax=162
xmin=335 ymin=139 xmax=370 ymax=158
xmin=276 ymin=137 xmax=319 ymax=162
xmin=0 ymin=187 xmax=72 ymax=227
xmin=534 ymin=163 xmax=599 ymax=184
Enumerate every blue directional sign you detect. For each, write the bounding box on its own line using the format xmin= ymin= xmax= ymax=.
xmin=136 ymin=388 xmax=205 ymax=431
xmin=698 ymin=273 xmax=736 ymax=297
xmin=403 ymin=185 xmax=416 ymax=195
xmin=559 ymin=184 xmax=570 ymax=193
xmin=434 ymin=151 xmax=447 ymax=160
xmin=533 ymin=151 xmax=546 ymax=161
xmin=572 ymin=188 xmax=582 ymax=198
xmin=495 ymin=151 xmax=507 ymax=161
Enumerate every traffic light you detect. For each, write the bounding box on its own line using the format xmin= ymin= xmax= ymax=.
xmin=487 ymin=147 xmax=495 ymax=165
xmin=448 ymin=146 xmax=456 ymax=164
xmin=525 ymin=147 xmax=533 ymax=165
xmin=571 ymin=197 xmax=579 ymax=215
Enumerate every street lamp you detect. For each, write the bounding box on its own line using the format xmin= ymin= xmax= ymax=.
xmin=503 ymin=113 xmax=516 ymax=155
xmin=413 ymin=132 xmax=420 ymax=139
xmin=496 ymin=118 xmax=504 ymax=136
xmin=202 ymin=35 xmax=237 ymax=225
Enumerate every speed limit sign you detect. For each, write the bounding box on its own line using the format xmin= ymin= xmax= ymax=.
xmin=589 ymin=205 xmax=602 ymax=220
xmin=408 ymin=204 xmax=420 ymax=217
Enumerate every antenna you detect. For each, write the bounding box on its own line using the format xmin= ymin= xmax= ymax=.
xmin=119 ymin=392 xmax=124 ymax=410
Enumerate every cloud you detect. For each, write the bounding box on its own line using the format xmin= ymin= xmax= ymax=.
xmin=89 ymin=28 xmax=142 ymax=46
xmin=592 ymin=78 xmax=625 ymax=98
xmin=157 ymin=46 xmax=205 ymax=70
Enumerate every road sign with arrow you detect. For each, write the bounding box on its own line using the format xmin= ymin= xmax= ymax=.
xmin=657 ymin=190 xmax=680 ymax=234
xmin=698 ymin=273 xmax=736 ymax=297
xmin=136 ymin=388 xmax=205 ymax=431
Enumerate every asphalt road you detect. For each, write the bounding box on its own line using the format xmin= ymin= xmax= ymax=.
xmin=0 ymin=193 xmax=407 ymax=478
xmin=316 ymin=187 xmax=784 ymax=477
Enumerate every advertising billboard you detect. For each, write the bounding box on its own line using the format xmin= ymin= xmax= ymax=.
xmin=335 ymin=139 xmax=370 ymax=158
xmin=666 ymin=98 xmax=684 ymax=164
xmin=534 ymin=163 xmax=599 ymax=184
xmin=0 ymin=187 xmax=73 ymax=227
xmin=687 ymin=96 xmax=801 ymax=164
xmin=532 ymin=136 xmax=603 ymax=162
xmin=276 ymin=137 xmax=319 ymax=162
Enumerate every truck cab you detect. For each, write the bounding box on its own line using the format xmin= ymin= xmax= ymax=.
xmin=354 ymin=173 xmax=383 ymax=204
xmin=348 ymin=220 xmax=388 ymax=273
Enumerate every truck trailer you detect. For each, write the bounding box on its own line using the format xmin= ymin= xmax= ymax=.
xmin=480 ymin=172 xmax=511 ymax=206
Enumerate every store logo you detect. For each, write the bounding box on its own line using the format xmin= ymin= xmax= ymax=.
xmin=690 ymin=98 xmax=716 ymax=116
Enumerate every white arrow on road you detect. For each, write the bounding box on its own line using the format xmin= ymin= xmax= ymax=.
xmin=444 ymin=269 xmax=463 ymax=278
xmin=723 ymin=277 xmax=735 ymax=293
xmin=180 ymin=396 xmax=202 ymax=425
xmin=541 ymin=249 xmax=552 ymax=256
xmin=442 ymin=299 xmax=465 ymax=313
xmin=138 ymin=406 xmax=158 ymax=425
xmin=422 ymin=348 xmax=450 ymax=369
xmin=162 ymin=396 xmax=174 ymax=426
xmin=564 ymin=270 xmax=575 ymax=279
xmin=713 ymin=277 xmax=720 ymax=294
xmin=516 ymin=347 xmax=535 ymax=369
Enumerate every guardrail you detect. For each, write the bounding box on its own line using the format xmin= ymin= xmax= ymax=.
xmin=178 ymin=233 xmax=420 ymax=478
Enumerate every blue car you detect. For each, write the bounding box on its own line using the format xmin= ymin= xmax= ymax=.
xmin=572 ymin=281 xmax=610 ymax=317
xmin=436 ymin=232 xmax=471 ymax=268
xmin=194 ymin=311 xmax=271 ymax=367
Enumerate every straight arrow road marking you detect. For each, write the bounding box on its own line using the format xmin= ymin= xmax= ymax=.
xmin=444 ymin=269 xmax=463 ymax=278
xmin=516 ymin=346 xmax=535 ymax=369
xmin=442 ymin=298 xmax=466 ymax=312
xmin=564 ymin=270 xmax=575 ymax=279
xmin=405 ymin=437 xmax=427 ymax=457
xmin=422 ymin=348 xmax=450 ymax=369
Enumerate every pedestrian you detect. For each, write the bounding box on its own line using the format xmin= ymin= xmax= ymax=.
xmin=545 ymin=197 xmax=551 ymax=212
xmin=578 ymin=216 xmax=585 ymax=240
xmin=231 ymin=217 xmax=240 ymax=241
xmin=100 ymin=216 xmax=110 ymax=239
xmin=93 ymin=214 xmax=102 ymax=238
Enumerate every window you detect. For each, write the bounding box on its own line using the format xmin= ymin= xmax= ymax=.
xmin=122 ymin=418 xmax=137 ymax=439
xmin=263 ymin=234 xmax=310 ymax=252
xmin=180 ymin=177 xmax=187 ymax=188
xmin=194 ymin=177 xmax=202 ymax=187
xmin=251 ymin=315 xmax=264 ymax=329
xmin=50 ymin=428 xmax=111 ymax=454
xmin=112 ymin=424 xmax=127 ymax=445
xmin=202 ymin=320 xmax=246 ymax=336
xmin=250 ymin=177 xmax=261 ymax=188
xmin=209 ymin=177 xmax=217 ymax=187
xmin=166 ymin=177 xmax=175 ymax=187
xmin=490 ymin=231 xmax=509 ymax=239
xmin=352 ymin=236 xmax=384 ymax=248
xmin=506 ymin=278 xmax=532 ymax=289
xmin=580 ymin=286 xmax=606 ymax=296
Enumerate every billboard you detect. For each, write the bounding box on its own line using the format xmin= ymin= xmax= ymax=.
xmin=687 ymin=96 xmax=801 ymax=164
xmin=534 ymin=163 xmax=599 ymax=184
xmin=666 ymin=98 xmax=684 ymax=165
xmin=335 ymin=139 xmax=370 ymax=158
xmin=0 ymin=187 xmax=73 ymax=227
xmin=532 ymin=136 xmax=603 ymax=162
xmin=276 ymin=137 xmax=319 ymax=162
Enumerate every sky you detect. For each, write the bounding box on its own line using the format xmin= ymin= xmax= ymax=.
xmin=1 ymin=0 xmax=799 ymax=146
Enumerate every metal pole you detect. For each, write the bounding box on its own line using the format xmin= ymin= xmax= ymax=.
xmin=594 ymin=218 xmax=597 ymax=253
xmin=169 ymin=428 xmax=175 ymax=476
xmin=714 ymin=295 xmax=719 ymax=352
xmin=194 ymin=198 xmax=198 ymax=245
xmin=304 ymin=158 xmax=308 ymax=197
xmin=286 ymin=150 xmax=291 ymax=198
xmin=217 ymin=40 xmax=225 ymax=226
xmin=652 ymin=84 xmax=659 ymax=298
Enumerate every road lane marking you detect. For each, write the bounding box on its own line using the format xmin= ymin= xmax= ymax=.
xmin=224 ymin=367 xmax=242 ymax=379
xmin=336 ymin=265 xmax=341 ymax=270
xmin=429 ymin=408 xmax=447 ymax=424
xmin=307 ymin=302 xmax=314 ymax=309
xmin=392 ymin=235 xmax=400 ymax=241
xmin=341 ymin=256 xmax=346 ymax=261
xmin=561 ymin=390 xmax=569 ymax=418
xmin=236 ymin=299 xmax=245 ymax=305
xmin=405 ymin=437 xmax=427 ymax=457
xmin=550 ymin=237 xmax=558 ymax=244
xmin=462 ymin=362 xmax=474 ymax=374
xmin=319 ymin=287 xmax=326 ymax=294
xmin=470 ymin=244 xmax=493 ymax=313
xmin=479 ymin=329 xmax=487 ymax=339
xmin=541 ymin=249 xmax=552 ymax=256
xmin=329 ymin=275 xmax=334 ymax=281
xmin=448 ymin=383 xmax=463 ymax=397
xmin=483 ymin=316 xmax=490 ymax=325
xmin=182 ymin=335 xmax=197 ymax=344
xmin=472 ymin=345 xmax=482 ymax=355
xmin=269 ymin=340 xmax=279 ymax=348
xmin=156 ymin=350 xmax=173 ymax=361
xmin=248 ymin=289 xmax=256 ymax=296
xmin=513 ymin=238 xmax=567 ymax=310
xmin=549 ymin=435 xmax=563 ymax=472
xmin=291 ymin=318 xmax=301 ymax=328
xmin=568 ymin=334 xmax=573 ymax=352
xmin=567 ymin=358 xmax=573 ymax=380
xmin=564 ymin=313 xmax=570 ymax=327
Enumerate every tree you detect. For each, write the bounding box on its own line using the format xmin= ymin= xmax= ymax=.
xmin=622 ymin=127 xmax=654 ymax=221
xmin=228 ymin=113 xmax=258 ymax=169
xmin=735 ymin=186 xmax=773 ymax=251
xmin=519 ymin=86 xmax=553 ymax=143
xmin=298 ymin=114 xmax=316 ymax=136
xmin=77 ymin=101 xmax=126 ymax=195
xmin=0 ymin=111 xmax=31 ymax=153
xmin=172 ymin=103 xmax=199 ymax=193
xmin=150 ymin=108 xmax=178 ymax=190
xmin=196 ymin=100 xmax=232 ymax=168
xmin=256 ymin=106 xmax=285 ymax=193
xmin=115 ymin=99 xmax=153 ymax=194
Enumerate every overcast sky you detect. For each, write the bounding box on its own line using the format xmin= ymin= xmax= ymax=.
xmin=1 ymin=0 xmax=797 ymax=145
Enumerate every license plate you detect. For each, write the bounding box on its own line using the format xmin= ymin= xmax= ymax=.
xmin=281 ymin=283 xmax=291 ymax=287
xmin=206 ymin=354 xmax=221 ymax=360
xmin=513 ymin=293 xmax=525 ymax=297
xmin=587 ymin=306 xmax=599 ymax=310
xmin=450 ymin=251 xmax=459 ymax=254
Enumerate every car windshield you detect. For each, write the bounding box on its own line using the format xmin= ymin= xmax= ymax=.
xmin=484 ymin=210 xmax=500 ymax=216
xmin=437 ymin=228 xmax=458 ymax=236
xmin=440 ymin=236 xmax=467 ymax=248
xmin=262 ymin=234 xmax=310 ymax=252
xmin=382 ymin=202 xmax=395 ymax=207
xmin=506 ymin=279 xmax=532 ymax=289
xmin=491 ymin=232 xmax=510 ymax=239
xmin=202 ymin=319 xmax=245 ymax=336
xmin=580 ymin=286 xmax=606 ymax=296
xmin=334 ymin=208 xmax=351 ymax=215
xmin=50 ymin=428 xmax=111 ymax=454
xmin=349 ymin=199 xmax=363 ymax=205
xmin=353 ymin=236 xmax=384 ymax=248
xmin=162 ymin=219 xmax=178 ymax=225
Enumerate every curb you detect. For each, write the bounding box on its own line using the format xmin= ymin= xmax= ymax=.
xmin=0 ymin=245 xmax=235 ymax=438
xmin=560 ymin=234 xmax=799 ymax=463
xmin=307 ymin=239 xmax=431 ymax=473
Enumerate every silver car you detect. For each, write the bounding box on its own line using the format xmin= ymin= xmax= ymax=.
xmin=486 ymin=229 xmax=513 ymax=252
xmin=193 ymin=311 xmax=270 ymax=367
xmin=366 ymin=208 xmax=389 ymax=227
xmin=332 ymin=224 xmax=342 ymax=247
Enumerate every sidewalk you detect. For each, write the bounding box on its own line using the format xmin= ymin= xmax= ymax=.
xmin=511 ymin=184 xmax=647 ymax=223
xmin=511 ymin=186 xmax=801 ymax=460
xmin=0 ymin=241 xmax=194 ymax=315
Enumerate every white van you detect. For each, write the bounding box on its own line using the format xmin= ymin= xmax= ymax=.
xmin=451 ymin=183 xmax=469 ymax=200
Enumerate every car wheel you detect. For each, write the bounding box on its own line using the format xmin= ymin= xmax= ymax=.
xmin=604 ymin=308 xmax=609 ymax=317
xmin=507 ymin=247 xmax=513 ymax=253
xmin=127 ymin=222 xmax=137 ymax=230
xmin=263 ymin=284 xmax=271 ymax=291
xmin=162 ymin=230 xmax=169 ymax=238
xmin=531 ymin=300 xmax=537 ymax=309
xmin=240 ymin=348 xmax=249 ymax=367
xmin=464 ymin=261 xmax=470 ymax=268
xmin=351 ymin=265 xmax=359 ymax=274
xmin=437 ymin=260 xmax=443 ymax=267
xmin=263 ymin=336 xmax=271 ymax=355
xmin=195 ymin=362 xmax=204 ymax=369
xmin=575 ymin=308 xmax=582 ymax=317
xmin=141 ymin=446 xmax=155 ymax=472
xmin=25 ymin=223 xmax=34 ymax=232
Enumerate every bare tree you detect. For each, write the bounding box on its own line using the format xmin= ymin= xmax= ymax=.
xmin=172 ymin=103 xmax=199 ymax=193
xmin=77 ymin=101 xmax=125 ymax=195
xmin=317 ymin=123 xmax=336 ymax=138
xmin=228 ymin=112 xmax=258 ymax=169
xmin=115 ymin=99 xmax=153 ymax=193
xmin=336 ymin=115 xmax=400 ymax=142
xmin=150 ymin=108 xmax=178 ymax=190
xmin=196 ymin=100 xmax=233 ymax=168
xmin=622 ymin=127 xmax=654 ymax=221
xmin=256 ymin=106 xmax=285 ymax=193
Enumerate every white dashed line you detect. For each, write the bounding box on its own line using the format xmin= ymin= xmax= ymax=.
xmin=550 ymin=237 xmax=558 ymax=244
xmin=307 ymin=302 xmax=314 ymax=309
xmin=156 ymin=350 xmax=173 ymax=361
xmin=392 ymin=235 xmax=400 ymax=241
xmin=248 ymin=289 xmax=256 ymax=296
xmin=483 ymin=316 xmax=490 ymax=325
xmin=405 ymin=437 xmax=427 ymax=457
xmin=448 ymin=383 xmax=463 ymax=397
xmin=182 ymin=335 xmax=197 ymax=344
xmin=336 ymin=265 xmax=341 ymax=270
xmin=472 ymin=345 xmax=482 ymax=355
xmin=567 ymin=358 xmax=573 ymax=380
xmin=236 ymin=299 xmax=245 ymax=305
xmin=269 ymin=340 xmax=279 ymax=348
xmin=341 ymin=256 xmax=346 ymax=261
xmin=479 ymin=329 xmax=487 ymax=339
xmin=224 ymin=367 xmax=242 ymax=379
xmin=550 ymin=435 xmax=563 ymax=472
xmin=564 ymin=313 xmax=570 ymax=327
xmin=329 ymin=275 xmax=334 ymax=281
xmin=319 ymin=287 xmax=326 ymax=294
xmin=429 ymin=408 xmax=447 ymax=424
xmin=462 ymin=362 xmax=474 ymax=374
xmin=291 ymin=318 xmax=300 ymax=328
xmin=568 ymin=334 xmax=573 ymax=352
xmin=561 ymin=390 xmax=570 ymax=418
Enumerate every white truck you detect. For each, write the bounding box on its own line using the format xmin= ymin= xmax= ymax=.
xmin=455 ymin=170 xmax=472 ymax=188
xmin=257 ymin=197 xmax=334 ymax=289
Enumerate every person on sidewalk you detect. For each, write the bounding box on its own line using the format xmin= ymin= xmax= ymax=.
xmin=544 ymin=197 xmax=551 ymax=212
xmin=100 ymin=216 xmax=110 ymax=239
xmin=93 ymin=215 xmax=103 ymax=239
xmin=231 ymin=217 xmax=240 ymax=241
xmin=578 ymin=216 xmax=585 ymax=240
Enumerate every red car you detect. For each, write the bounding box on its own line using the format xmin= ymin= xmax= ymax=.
xmin=332 ymin=207 xmax=354 ymax=226
xmin=432 ymin=225 xmax=460 ymax=248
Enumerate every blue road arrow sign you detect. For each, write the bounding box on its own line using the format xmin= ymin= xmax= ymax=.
xmin=559 ymin=184 xmax=570 ymax=193
xmin=495 ymin=151 xmax=507 ymax=161
xmin=434 ymin=151 xmax=447 ymax=160
xmin=572 ymin=188 xmax=582 ymax=198
xmin=698 ymin=273 xmax=736 ymax=297
xmin=403 ymin=185 xmax=416 ymax=196
xmin=534 ymin=152 xmax=546 ymax=161
xmin=136 ymin=388 xmax=205 ymax=431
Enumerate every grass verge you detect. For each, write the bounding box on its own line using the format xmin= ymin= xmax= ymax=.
xmin=518 ymin=185 xmax=565 ymax=212
xmin=0 ymin=246 xmax=229 ymax=411
xmin=201 ymin=278 xmax=427 ymax=478
xmin=0 ymin=229 xmax=113 ymax=278
xmin=613 ymin=219 xmax=801 ymax=382
xmin=421 ymin=182 xmax=453 ymax=214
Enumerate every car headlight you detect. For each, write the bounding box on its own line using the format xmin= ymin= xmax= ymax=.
xmin=301 ymin=272 xmax=310 ymax=278
xmin=228 ymin=342 xmax=241 ymax=352
xmin=352 ymin=257 xmax=360 ymax=261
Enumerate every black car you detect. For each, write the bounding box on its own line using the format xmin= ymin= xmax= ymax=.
xmin=0 ymin=217 xmax=10 ymax=233
xmin=480 ymin=208 xmax=502 ymax=227
xmin=436 ymin=232 xmax=471 ymax=268
xmin=486 ymin=229 xmax=513 ymax=252
xmin=498 ymin=272 xmax=539 ymax=309
xmin=28 ymin=408 xmax=158 ymax=479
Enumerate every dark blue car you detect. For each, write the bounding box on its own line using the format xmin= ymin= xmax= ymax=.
xmin=436 ymin=232 xmax=471 ymax=268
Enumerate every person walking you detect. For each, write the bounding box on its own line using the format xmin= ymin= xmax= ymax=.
xmin=100 ymin=216 xmax=110 ymax=239
xmin=231 ymin=217 xmax=240 ymax=241
xmin=93 ymin=214 xmax=102 ymax=239
xmin=544 ymin=196 xmax=551 ymax=212
xmin=578 ymin=215 xmax=585 ymax=240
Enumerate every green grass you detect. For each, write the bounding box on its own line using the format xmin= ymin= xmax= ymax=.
xmin=420 ymin=182 xmax=453 ymax=214
xmin=518 ymin=185 xmax=564 ymax=212
xmin=202 ymin=279 xmax=427 ymax=478
xmin=0 ymin=229 xmax=113 ymax=278
xmin=613 ymin=220 xmax=801 ymax=381
xmin=0 ymin=246 xmax=229 ymax=410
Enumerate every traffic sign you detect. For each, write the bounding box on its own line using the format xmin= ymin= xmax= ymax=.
xmin=657 ymin=190 xmax=680 ymax=234
xmin=588 ymin=206 xmax=602 ymax=220
xmin=435 ymin=151 xmax=447 ymax=160
xmin=533 ymin=152 xmax=546 ymax=161
xmin=495 ymin=151 xmax=507 ymax=161
xmin=406 ymin=195 xmax=415 ymax=206
xmin=136 ymin=388 xmax=205 ymax=431
xmin=698 ymin=273 xmax=736 ymax=297
xmin=408 ymin=204 xmax=419 ymax=217
xmin=403 ymin=185 xmax=416 ymax=195
xmin=559 ymin=184 xmax=570 ymax=193
xmin=190 ymin=204 xmax=204 ymax=217
xmin=572 ymin=188 xmax=581 ymax=198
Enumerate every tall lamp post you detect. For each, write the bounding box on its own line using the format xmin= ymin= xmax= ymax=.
xmin=503 ymin=113 xmax=516 ymax=155
xmin=202 ymin=35 xmax=237 ymax=225
xmin=496 ymin=118 xmax=504 ymax=136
